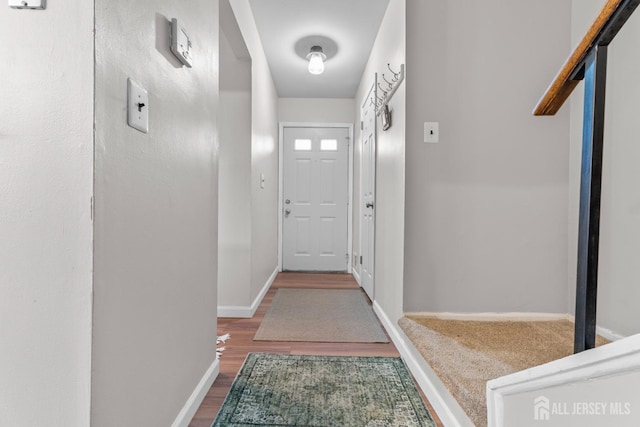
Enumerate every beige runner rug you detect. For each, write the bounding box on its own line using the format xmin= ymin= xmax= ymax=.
xmin=254 ymin=288 xmax=389 ymax=343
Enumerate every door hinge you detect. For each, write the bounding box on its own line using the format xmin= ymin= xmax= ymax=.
xmin=360 ymin=255 xmax=363 ymax=265
xmin=360 ymin=121 xmax=364 ymax=130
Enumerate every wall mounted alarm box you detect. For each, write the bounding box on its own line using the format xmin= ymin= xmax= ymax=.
xmin=170 ymin=18 xmax=193 ymax=68
xmin=9 ymin=0 xmax=45 ymax=9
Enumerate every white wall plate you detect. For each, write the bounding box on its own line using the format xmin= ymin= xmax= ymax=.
xmin=8 ymin=0 xmax=45 ymax=9
xmin=127 ymin=79 xmax=149 ymax=134
xmin=170 ymin=18 xmax=193 ymax=68
xmin=424 ymin=122 xmax=439 ymax=143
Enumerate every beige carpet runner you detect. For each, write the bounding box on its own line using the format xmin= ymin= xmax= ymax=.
xmin=254 ymin=288 xmax=389 ymax=343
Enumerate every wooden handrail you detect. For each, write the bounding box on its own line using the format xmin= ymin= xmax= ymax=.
xmin=536 ymin=0 xmax=639 ymax=353
xmin=534 ymin=0 xmax=624 ymax=116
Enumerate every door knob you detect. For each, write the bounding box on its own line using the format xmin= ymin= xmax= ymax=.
xmin=285 ymin=199 xmax=291 ymax=205
xmin=366 ymin=202 xmax=374 ymax=209
xmin=284 ymin=208 xmax=291 ymax=217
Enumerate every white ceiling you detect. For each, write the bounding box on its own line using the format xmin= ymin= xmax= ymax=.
xmin=248 ymin=0 xmax=390 ymax=98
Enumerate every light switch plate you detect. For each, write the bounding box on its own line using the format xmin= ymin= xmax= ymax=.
xmin=127 ymin=79 xmax=149 ymax=134
xmin=9 ymin=0 xmax=45 ymax=9
xmin=424 ymin=122 xmax=439 ymax=143
xmin=170 ymin=18 xmax=193 ymax=68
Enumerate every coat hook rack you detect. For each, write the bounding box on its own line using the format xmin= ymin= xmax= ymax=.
xmin=376 ymin=63 xmax=404 ymax=116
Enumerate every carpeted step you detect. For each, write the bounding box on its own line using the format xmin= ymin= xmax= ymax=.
xmin=398 ymin=316 xmax=610 ymax=426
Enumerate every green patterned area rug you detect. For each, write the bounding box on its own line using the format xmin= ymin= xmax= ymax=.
xmin=212 ymin=353 xmax=436 ymax=427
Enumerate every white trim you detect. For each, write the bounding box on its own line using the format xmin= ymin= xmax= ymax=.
xmin=486 ymin=333 xmax=640 ymax=427
xmin=216 ymin=305 xmax=253 ymax=318
xmin=252 ymin=267 xmax=277 ymax=315
xmin=403 ymin=312 xmax=572 ymax=322
xmin=596 ymin=325 xmax=626 ymax=342
xmin=561 ymin=314 xmax=626 ymax=341
xmin=171 ymin=358 xmax=220 ymax=427
xmin=217 ymin=267 xmax=277 ymax=318
xmin=352 ymin=268 xmax=361 ymax=286
xmin=404 ymin=312 xmax=625 ymax=340
xmin=278 ymin=122 xmax=354 ymax=273
xmin=347 ymin=124 xmax=354 ymax=274
xmin=278 ymin=123 xmax=284 ymax=271
xmin=372 ymin=301 xmax=475 ymax=427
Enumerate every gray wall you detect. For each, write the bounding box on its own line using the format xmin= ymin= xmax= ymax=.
xmin=570 ymin=0 xmax=640 ymax=337
xmin=403 ymin=0 xmax=572 ymax=313
xmin=0 ymin=2 xmax=94 ymax=425
xmin=279 ymin=98 xmax=356 ymax=123
xmin=217 ymin=0 xmax=279 ymax=313
xmin=353 ymin=0 xmax=406 ymax=323
xmin=218 ymin=9 xmax=253 ymax=308
xmin=92 ymin=0 xmax=219 ymax=425
xmin=227 ymin=0 xmax=280 ymax=304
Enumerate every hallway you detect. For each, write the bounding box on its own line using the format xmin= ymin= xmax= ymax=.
xmin=189 ymin=272 xmax=443 ymax=426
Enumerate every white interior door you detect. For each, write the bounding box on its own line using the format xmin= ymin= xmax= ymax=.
xmin=361 ymin=84 xmax=376 ymax=299
xmin=282 ymin=127 xmax=350 ymax=271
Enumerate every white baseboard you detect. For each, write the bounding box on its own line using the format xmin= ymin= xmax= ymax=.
xmin=562 ymin=314 xmax=626 ymax=342
xmin=218 ymin=305 xmax=251 ymax=319
xmin=372 ymin=301 xmax=475 ymax=427
xmin=217 ymin=305 xmax=253 ymax=318
xmin=596 ymin=325 xmax=626 ymax=342
xmin=404 ymin=311 xmax=572 ymax=322
xmin=250 ymin=267 xmax=277 ymax=315
xmin=217 ymin=267 xmax=277 ymax=318
xmin=352 ymin=268 xmax=361 ymax=286
xmin=405 ymin=311 xmax=626 ymax=341
xmin=171 ymin=358 xmax=220 ymax=427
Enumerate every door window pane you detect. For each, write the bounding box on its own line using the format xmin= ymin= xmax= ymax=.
xmin=320 ymin=139 xmax=338 ymax=151
xmin=294 ymin=139 xmax=312 ymax=151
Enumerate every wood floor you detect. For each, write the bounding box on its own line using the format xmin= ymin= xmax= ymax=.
xmin=188 ymin=272 xmax=443 ymax=427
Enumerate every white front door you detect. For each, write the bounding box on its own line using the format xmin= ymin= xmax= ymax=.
xmin=361 ymin=84 xmax=376 ymax=299
xmin=282 ymin=127 xmax=350 ymax=271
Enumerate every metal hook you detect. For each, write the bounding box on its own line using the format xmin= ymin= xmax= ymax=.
xmin=377 ymin=83 xmax=388 ymax=98
xmin=387 ymin=63 xmax=400 ymax=80
xmin=382 ymin=73 xmax=394 ymax=89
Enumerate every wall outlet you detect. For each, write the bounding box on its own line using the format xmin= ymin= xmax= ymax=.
xmin=9 ymin=0 xmax=45 ymax=9
xmin=424 ymin=122 xmax=439 ymax=143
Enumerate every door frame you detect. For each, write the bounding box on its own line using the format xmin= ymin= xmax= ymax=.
xmin=278 ymin=122 xmax=354 ymax=273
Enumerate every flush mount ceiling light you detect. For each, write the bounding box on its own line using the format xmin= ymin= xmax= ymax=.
xmin=306 ymin=46 xmax=327 ymax=75
xmin=295 ymin=36 xmax=338 ymax=77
